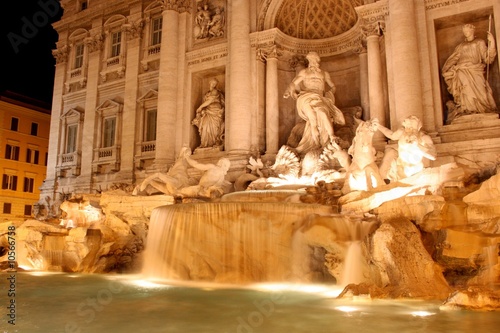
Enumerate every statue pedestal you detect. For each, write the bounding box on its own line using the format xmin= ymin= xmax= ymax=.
xmin=438 ymin=113 xmax=500 ymax=143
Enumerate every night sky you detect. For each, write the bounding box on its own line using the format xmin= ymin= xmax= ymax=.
xmin=1 ymin=0 xmax=63 ymax=106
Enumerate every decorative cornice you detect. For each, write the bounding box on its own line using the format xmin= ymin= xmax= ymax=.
xmin=250 ymin=25 xmax=362 ymax=58
xmin=355 ymin=0 xmax=389 ymax=25
xmin=161 ymin=0 xmax=191 ymax=13
xmin=424 ymin=0 xmax=471 ymax=11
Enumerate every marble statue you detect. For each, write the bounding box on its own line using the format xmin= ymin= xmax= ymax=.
xmin=132 ymin=147 xmax=196 ymax=195
xmin=195 ymin=4 xmax=211 ymax=39
xmin=179 ymin=156 xmax=231 ymax=198
xmin=192 ymin=78 xmax=225 ymax=148
xmin=283 ymin=51 xmax=345 ymax=154
xmin=377 ymin=116 xmax=436 ymax=182
xmin=442 ymin=23 xmax=497 ymax=123
xmin=343 ymin=119 xmax=383 ymax=192
xmin=208 ymin=7 xmax=225 ymax=38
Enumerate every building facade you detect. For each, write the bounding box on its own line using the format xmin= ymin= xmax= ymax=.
xmin=41 ymin=0 xmax=500 ymax=202
xmin=1 ymin=92 xmax=50 ymax=222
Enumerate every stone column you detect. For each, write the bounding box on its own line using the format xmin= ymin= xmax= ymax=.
xmin=388 ymin=0 xmax=423 ymax=127
xmin=260 ymin=45 xmax=281 ymax=156
xmin=119 ymin=17 xmax=143 ymax=181
xmin=40 ymin=46 xmax=68 ymax=201
xmin=226 ymin=0 xmax=252 ymax=153
xmin=357 ymin=45 xmax=369 ymax=120
xmin=363 ymin=22 xmax=386 ymax=147
xmin=155 ymin=7 xmax=180 ymax=169
xmin=78 ymin=31 xmax=103 ymax=192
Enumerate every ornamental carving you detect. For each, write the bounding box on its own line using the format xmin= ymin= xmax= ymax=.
xmin=161 ymin=0 xmax=191 ymax=13
xmin=85 ymin=33 xmax=104 ymax=53
xmin=193 ymin=1 xmax=226 ymax=41
xmin=257 ymin=45 xmax=282 ymax=62
xmin=124 ymin=19 xmax=144 ymax=40
xmin=361 ymin=21 xmax=385 ymax=38
xmin=52 ymin=45 xmax=69 ymax=64
xmin=275 ymin=0 xmax=358 ymax=39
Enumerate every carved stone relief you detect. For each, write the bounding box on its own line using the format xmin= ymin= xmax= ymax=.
xmin=193 ymin=0 xmax=226 ymax=42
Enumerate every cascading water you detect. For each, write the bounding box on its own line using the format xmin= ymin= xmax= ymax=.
xmin=142 ymin=200 xmax=334 ymax=283
xmin=142 ymin=191 xmax=377 ymax=285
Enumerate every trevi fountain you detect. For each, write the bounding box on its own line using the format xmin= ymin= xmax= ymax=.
xmin=2 ymin=0 xmax=500 ymax=332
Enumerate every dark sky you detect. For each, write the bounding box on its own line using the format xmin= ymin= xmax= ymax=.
xmin=1 ymin=0 xmax=63 ymax=106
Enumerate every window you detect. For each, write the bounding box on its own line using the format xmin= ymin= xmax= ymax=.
xmin=111 ymin=31 xmax=121 ymax=57
xmin=74 ymin=43 xmax=84 ymax=69
xmin=31 ymin=122 xmax=39 ymax=136
xmin=66 ymin=124 xmax=78 ymax=153
xmin=151 ymin=17 xmax=163 ymax=46
xmin=23 ymin=177 xmax=35 ymax=193
xmin=45 ymin=152 xmax=48 ymax=166
xmin=79 ymin=0 xmax=88 ymax=11
xmin=103 ymin=117 xmax=116 ymax=148
xmin=2 ymin=175 xmax=17 ymax=191
xmin=24 ymin=205 xmax=32 ymax=216
xmin=145 ymin=109 xmax=157 ymax=141
xmin=3 ymin=203 xmax=12 ymax=214
xmin=10 ymin=117 xmax=19 ymax=131
xmin=26 ymin=149 xmax=40 ymax=164
xmin=5 ymin=144 xmax=20 ymax=161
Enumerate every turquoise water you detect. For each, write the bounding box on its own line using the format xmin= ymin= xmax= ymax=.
xmin=2 ymin=272 xmax=499 ymax=333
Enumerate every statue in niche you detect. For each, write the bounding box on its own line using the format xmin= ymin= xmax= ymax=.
xmin=178 ymin=155 xmax=231 ymax=198
xmin=442 ymin=23 xmax=497 ymax=123
xmin=283 ymin=52 xmax=345 ymax=155
xmin=376 ymin=116 xmax=436 ymax=182
xmin=192 ymin=78 xmax=225 ymax=149
xmin=342 ymin=119 xmax=384 ymax=193
xmin=132 ymin=147 xmax=196 ymax=196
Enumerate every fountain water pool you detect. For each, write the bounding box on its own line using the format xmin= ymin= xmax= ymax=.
xmin=13 ymin=272 xmax=500 ymax=333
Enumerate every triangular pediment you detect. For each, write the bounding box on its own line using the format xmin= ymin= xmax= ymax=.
xmin=96 ymin=99 xmax=122 ymax=112
xmin=138 ymin=89 xmax=158 ymax=102
xmin=145 ymin=1 xmax=164 ymax=13
xmin=60 ymin=107 xmax=84 ymax=120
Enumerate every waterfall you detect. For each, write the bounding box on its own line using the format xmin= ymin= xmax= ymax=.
xmin=142 ymin=201 xmax=334 ymax=283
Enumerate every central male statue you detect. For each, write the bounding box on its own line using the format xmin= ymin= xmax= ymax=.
xmin=284 ymin=51 xmax=345 ymax=154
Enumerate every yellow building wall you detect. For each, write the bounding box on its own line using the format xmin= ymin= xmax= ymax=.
xmin=0 ymin=96 xmax=50 ymax=222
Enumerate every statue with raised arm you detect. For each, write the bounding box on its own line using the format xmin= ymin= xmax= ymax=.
xmin=442 ymin=23 xmax=497 ymax=123
xmin=283 ymin=52 xmax=345 ymax=154
xmin=192 ymin=78 xmax=225 ymax=148
xmin=377 ymin=116 xmax=436 ymax=182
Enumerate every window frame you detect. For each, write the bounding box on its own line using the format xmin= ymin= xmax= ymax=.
xmin=10 ymin=117 xmax=19 ymax=131
xmin=2 ymin=174 xmax=18 ymax=191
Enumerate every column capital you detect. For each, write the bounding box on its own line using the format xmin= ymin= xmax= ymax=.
xmin=52 ymin=45 xmax=69 ymax=64
xmin=161 ymin=0 xmax=191 ymax=13
xmin=124 ymin=18 xmax=144 ymax=41
xmin=257 ymin=44 xmax=282 ymax=62
xmin=361 ymin=21 xmax=385 ymax=38
xmin=84 ymin=33 xmax=104 ymax=53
